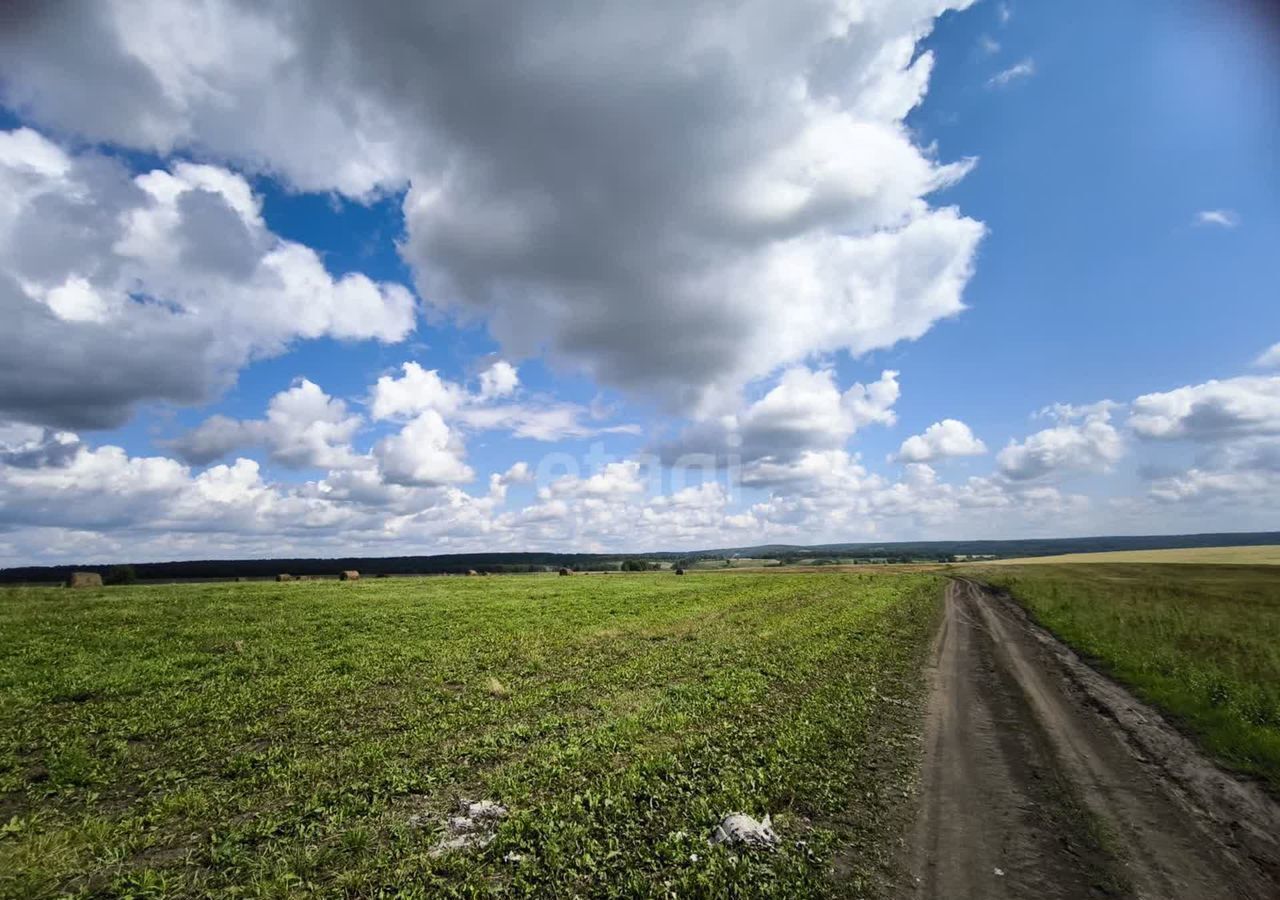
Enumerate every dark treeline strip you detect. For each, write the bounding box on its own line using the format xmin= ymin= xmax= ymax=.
xmin=1 ymin=531 xmax=1276 ymax=584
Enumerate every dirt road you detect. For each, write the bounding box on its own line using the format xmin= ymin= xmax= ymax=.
xmin=904 ymin=579 xmax=1280 ymax=900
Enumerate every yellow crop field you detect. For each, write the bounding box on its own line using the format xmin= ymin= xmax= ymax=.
xmin=981 ymin=545 xmax=1280 ymax=566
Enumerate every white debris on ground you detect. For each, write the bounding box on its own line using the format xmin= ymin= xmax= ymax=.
xmin=871 ymin=685 xmax=911 ymax=707
xmin=462 ymin=799 xmax=508 ymax=822
xmin=420 ymin=798 xmax=509 ymax=857
xmin=709 ymin=813 xmax=779 ymax=850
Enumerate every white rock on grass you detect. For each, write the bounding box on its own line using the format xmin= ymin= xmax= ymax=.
xmin=709 ymin=813 xmax=779 ymax=850
xmin=428 ymin=799 xmax=509 ymax=857
xmin=463 ymin=799 xmax=508 ymax=822
xmin=430 ymin=833 xmax=493 ymax=856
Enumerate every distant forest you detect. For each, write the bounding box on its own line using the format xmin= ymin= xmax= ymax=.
xmin=2 ymin=531 xmax=1277 ymax=584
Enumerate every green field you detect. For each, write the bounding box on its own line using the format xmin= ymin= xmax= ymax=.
xmin=975 ymin=564 xmax=1280 ymax=791
xmin=0 ymin=572 xmax=942 ymax=898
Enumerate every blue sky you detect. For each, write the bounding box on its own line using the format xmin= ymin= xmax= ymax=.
xmin=0 ymin=0 xmax=1277 ymax=565
xmin=874 ymin=0 xmax=1280 ymax=475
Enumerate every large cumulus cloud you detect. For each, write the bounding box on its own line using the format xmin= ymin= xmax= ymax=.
xmin=894 ymin=419 xmax=987 ymax=463
xmin=997 ymin=404 xmax=1125 ymax=482
xmin=0 ymin=128 xmax=416 ymax=429
xmin=659 ymin=367 xmax=900 ymax=465
xmin=1129 ymin=376 xmax=1280 ymax=441
xmin=2 ymin=0 xmax=983 ymax=414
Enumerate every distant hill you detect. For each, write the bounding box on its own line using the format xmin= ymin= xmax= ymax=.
xmin=2 ymin=531 xmax=1278 ymax=584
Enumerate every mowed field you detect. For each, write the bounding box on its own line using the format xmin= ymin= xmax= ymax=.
xmin=974 ymin=563 xmax=1280 ymax=791
xmin=0 ymin=572 xmax=942 ymax=899
xmin=981 ymin=544 xmax=1280 ymax=565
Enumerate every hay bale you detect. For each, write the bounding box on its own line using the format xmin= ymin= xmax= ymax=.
xmin=466 ymin=569 xmax=479 ymax=577
xmin=340 ymin=570 xmax=360 ymax=581
xmin=276 ymin=574 xmax=293 ymax=582
xmin=235 ymin=577 xmax=249 ymax=582
xmin=558 ymin=567 xmax=571 ymax=576
xmin=66 ymin=571 xmax=103 ymax=588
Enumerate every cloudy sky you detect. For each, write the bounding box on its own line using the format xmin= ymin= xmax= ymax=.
xmin=1 ymin=0 xmax=1277 ymax=565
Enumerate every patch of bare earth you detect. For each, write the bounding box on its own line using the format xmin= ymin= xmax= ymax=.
xmin=901 ymin=579 xmax=1280 ymax=900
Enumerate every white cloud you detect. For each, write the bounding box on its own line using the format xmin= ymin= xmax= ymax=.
xmin=10 ymin=360 xmax=1280 ymax=565
xmin=945 ymin=380 xmax=1280 ymax=522
xmin=1 ymin=1 xmax=984 ymax=413
xmin=1194 ymin=209 xmax=1240 ymax=229
xmin=1123 ymin=372 xmax=1280 ymax=515
xmin=370 ymin=363 xmax=467 ymax=421
xmin=0 ymin=428 xmax=534 ymax=566
xmin=369 ymin=360 xmax=634 ymax=442
xmin=373 ymin=411 xmax=473 ymax=487
xmin=0 ymin=445 xmax=311 ymax=535
xmin=0 ymin=424 xmax=82 ymax=468
xmin=487 ymin=462 xmax=534 ymax=503
xmin=170 ymin=379 xmax=364 ymax=470
xmin=1200 ymin=437 xmax=1280 ymax=473
xmin=1253 ymin=343 xmax=1280 ymax=369
xmin=1129 ymin=376 xmax=1280 ymax=441
xmin=0 ymin=413 xmax=1077 ymax=563
xmin=0 ymin=3 xmax=410 ymax=199
xmin=0 ymin=127 xmax=416 ymax=430
xmin=661 ymin=367 xmax=900 ymax=464
xmin=478 ymin=361 xmax=519 ymax=400
xmin=9 ymin=2 xmax=1278 ymax=558
xmin=987 ymin=58 xmax=1035 ymax=88
xmin=741 ymin=449 xmax=880 ymax=493
xmin=456 ymin=404 xmax=640 ymax=442
xmin=170 ymin=359 xmax=640 ymax=507
xmin=1147 ymin=467 xmax=1276 ymax=504
xmin=41 ymin=276 xmax=112 ymax=323
xmin=735 ymin=447 xmax=1089 ymax=541
xmin=997 ymin=405 xmax=1124 ymax=480
xmin=738 ymin=367 xmax=899 ymax=453
xmin=978 ymin=35 xmax=1001 ymax=55
xmin=543 ymin=461 xmax=647 ymax=500
xmin=895 ymin=418 xmax=987 ymax=462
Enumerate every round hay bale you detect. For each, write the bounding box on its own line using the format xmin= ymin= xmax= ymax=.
xmin=276 ymin=573 xmax=293 ymax=582
xmin=466 ymin=569 xmax=479 ymax=577
xmin=66 ymin=571 xmax=103 ymax=588
xmin=558 ymin=567 xmax=571 ymax=576
xmin=340 ymin=570 xmax=360 ymax=581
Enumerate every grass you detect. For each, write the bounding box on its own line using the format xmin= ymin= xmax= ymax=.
xmin=973 ymin=563 xmax=1280 ymax=791
xmin=0 ymin=571 xmax=942 ymax=898
xmin=980 ymin=545 xmax=1280 ymax=565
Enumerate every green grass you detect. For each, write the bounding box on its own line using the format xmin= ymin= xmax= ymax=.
xmin=974 ymin=563 xmax=1280 ymax=791
xmin=0 ymin=572 xmax=942 ymax=898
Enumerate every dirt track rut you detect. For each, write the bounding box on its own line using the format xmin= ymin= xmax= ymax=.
xmin=903 ymin=579 xmax=1280 ymax=900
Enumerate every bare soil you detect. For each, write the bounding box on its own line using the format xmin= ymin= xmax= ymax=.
xmin=902 ymin=579 xmax=1280 ymax=900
